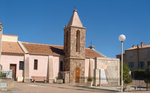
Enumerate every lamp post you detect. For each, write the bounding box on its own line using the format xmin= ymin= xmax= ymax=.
xmin=0 ymin=23 xmax=3 ymax=70
xmin=119 ymin=34 xmax=126 ymax=93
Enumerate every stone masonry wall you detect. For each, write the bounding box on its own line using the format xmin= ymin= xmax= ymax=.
xmin=64 ymin=26 xmax=86 ymax=59
xmin=69 ymin=58 xmax=85 ymax=84
xmin=64 ymin=26 xmax=86 ymax=84
xmin=95 ymin=57 xmax=120 ymax=86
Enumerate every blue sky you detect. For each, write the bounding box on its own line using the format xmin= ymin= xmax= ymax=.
xmin=0 ymin=0 xmax=150 ymax=58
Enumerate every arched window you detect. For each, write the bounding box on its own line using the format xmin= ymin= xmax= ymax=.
xmin=66 ymin=31 xmax=68 ymax=47
xmin=76 ymin=30 xmax=80 ymax=52
xmin=65 ymin=31 xmax=69 ymax=52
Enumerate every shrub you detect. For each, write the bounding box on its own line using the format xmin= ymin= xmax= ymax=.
xmin=0 ymin=72 xmax=6 ymax=78
xmin=132 ymin=69 xmax=145 ymax=80
xmin=87 ymin=77 xmax=92 ymax=82
xmin=144 ymin=67 xmax=150 ymax=83
xmin=56 ymin=76 xmax=61 ymax=80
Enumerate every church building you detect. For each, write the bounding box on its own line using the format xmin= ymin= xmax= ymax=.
xmin=0 ymin=10 xmax=120 ymax=86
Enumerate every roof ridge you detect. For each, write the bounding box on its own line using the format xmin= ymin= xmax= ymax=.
xmin=3 ymin=34 xmax=18 ymax=37
xmin=143 ymin=44 xmax=150 ymax=46
xmin=22 ymin=41 xmax=105 ymax=50
xmin=126 ymin=44 xmax=150 ymax=51
xmin=21 ymin=41 xmax=63 ymax=46
xmin=93 ymin=49 xmax=106 ymax=57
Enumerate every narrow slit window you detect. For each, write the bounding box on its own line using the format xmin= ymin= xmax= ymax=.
xmin=66 ymin=31 xmax=69 ymax=49
xmin=76 ymin=30 xmax=80 ymax=52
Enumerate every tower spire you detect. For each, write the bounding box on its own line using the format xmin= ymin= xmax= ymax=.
xmin=67 ymin=9 xmax=83 ymax=27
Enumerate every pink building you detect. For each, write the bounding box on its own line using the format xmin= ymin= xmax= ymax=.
xmin=0 ymin=10 xmax=120 ymax=86
xmin=0 ymin=34 xmax=103 ymax=82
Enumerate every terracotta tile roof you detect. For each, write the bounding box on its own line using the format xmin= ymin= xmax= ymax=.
xmin=22 ymin=42 xmax=104 ymax=58
xmin=22 ymin=42 xmax=64 ymax=56
xmin=2 ymin=41 xmax=24 ymax=55
xmin=85 ymin=48 xmax=104 ymax=58
xmin=126 ymin=44 xmax=150 ymax=51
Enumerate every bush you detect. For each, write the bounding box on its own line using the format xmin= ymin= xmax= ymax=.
xmin=56 ymin=76 xmax=61 ymax=80
xmin=132 ymin=69 xmax=145 ymax=80
xmin=0 ymin=72 xmax=6 ymax=78
xmin=144 ymin=67 xmax=150 ymax=83
xmin=87 ymin=77 xmax=92 ymax=82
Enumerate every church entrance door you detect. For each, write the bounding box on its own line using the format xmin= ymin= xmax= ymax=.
xmin=75 ymin=67 xmax=80 ymax=83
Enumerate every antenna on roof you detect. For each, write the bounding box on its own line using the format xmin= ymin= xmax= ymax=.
xmin=88 ymin=41 xmax=94 ymax=50
xmin=90 ymin=41 xmax=93 ymax=46
xmin=74 ymin=5 xmax=77 ymax=11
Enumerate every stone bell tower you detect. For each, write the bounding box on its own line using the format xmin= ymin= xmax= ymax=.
xmin=64 ymin=10 xmax=86 ymax=83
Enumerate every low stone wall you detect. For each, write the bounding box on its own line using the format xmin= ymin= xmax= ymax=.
xmin=94 ymin=57 xmax=120 ymax=87
xmin=131 ymin=80 xmax=146 ymax=87
xmin=0 ymin=79 xmax=14 ymax=91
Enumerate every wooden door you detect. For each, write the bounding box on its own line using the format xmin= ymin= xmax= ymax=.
xmin=75 ymin=67 xmax=80 ymax=83
xmin=10 ymin=64 xmax=16 ymax=80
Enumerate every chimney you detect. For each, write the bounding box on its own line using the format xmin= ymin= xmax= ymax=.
xmin=0 ymin=22 xmax=2 ymax=32
xmin=141 ymin=42 xmax=144 ymax=47
xmin=132 ymin=45 xmax=135 ymax=48
xmin=88 ymin=45 xmax=94 ymax=50
xmin=137 ymin=44 xmax=140 ymax=48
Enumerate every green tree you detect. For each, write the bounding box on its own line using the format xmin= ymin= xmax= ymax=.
xmin=144 ymin=66 xmax=150 ymax=83
xmin=120 ymin=63 xmax=132 ymax=84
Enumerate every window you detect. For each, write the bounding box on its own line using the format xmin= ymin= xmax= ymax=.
xmin=65 ymin=31 xmax=70 ymax=53
xmin=139 ymin=61 xmax=145 ymax=69
xmin=34 ymin=59 xmax=38 ymax=70
xmin=19 ymin=61 xmax=24 ymax=70
xmin=147 ymin=49 xmax=150 ymax=56
xmin=147 ymin=61 xmax=150 ymax=68
xmin=66 ymin=31 xmax=69 ymax=48
xmin=128 ymin=62 xmax=134 ymax=68
xmin=59 ymin=61 xmax=63 ymax=71
xmin=76 ymin=30 xmax=80 ymax=52
xmin=129 ymin=51 xmax=133 ymax=57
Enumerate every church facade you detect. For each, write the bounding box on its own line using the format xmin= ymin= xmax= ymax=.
xmin=0 ymin=10 xmax=120 ymax=86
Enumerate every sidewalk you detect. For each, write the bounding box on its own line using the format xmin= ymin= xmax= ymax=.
xmin=1 ymin=82 xmax=150 ymax=93
xmin=44 ymin=83 xmax=150 ymax=93
xmin=75 ymin=85 xmax=120 ymax=92
xmin=74 ymin=84 xmax=150 ymax=93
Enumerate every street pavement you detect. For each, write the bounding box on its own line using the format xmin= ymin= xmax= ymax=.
xmin=0 ymin=82 xmax=150 ymax=93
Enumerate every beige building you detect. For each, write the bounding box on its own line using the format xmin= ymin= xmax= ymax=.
xmin=117 ymin=42 xmax=150 ymax=71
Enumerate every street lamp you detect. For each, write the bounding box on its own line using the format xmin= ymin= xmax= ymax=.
xmin=119 ymin=34 xmax=126 ymax=93
xmin=0 ymin=23 xmax=2 ymax=71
